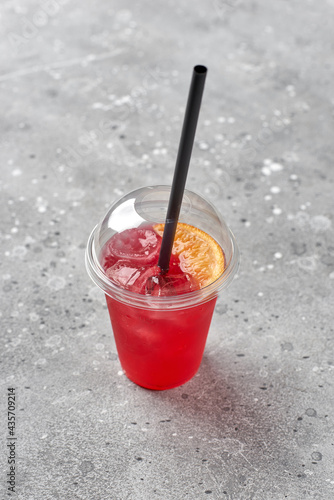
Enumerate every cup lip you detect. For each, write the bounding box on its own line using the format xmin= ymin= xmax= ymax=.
xmin=85 ymin=186 xmax=240 ymax=310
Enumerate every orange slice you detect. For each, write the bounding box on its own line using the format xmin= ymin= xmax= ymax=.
xmin=153 ymin=222 xmax=225 ymax=288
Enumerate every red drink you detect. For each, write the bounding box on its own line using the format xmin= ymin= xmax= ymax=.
xmin=105 ymin=294 xmax=217 ymax=390
xmin=102 ymin=226 xmax=218 ymax=390
xmin=85 ymin=186 xmax=239 ymax=391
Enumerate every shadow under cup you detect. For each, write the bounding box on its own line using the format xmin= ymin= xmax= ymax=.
xmin=85 ymin=186 xmax=239 ymax=390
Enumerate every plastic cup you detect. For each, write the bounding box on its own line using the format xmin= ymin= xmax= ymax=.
xmin=85 ymin=185 xmax=239 ymax=390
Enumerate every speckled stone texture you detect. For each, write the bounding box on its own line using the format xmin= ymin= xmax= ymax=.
xmin=1 ymin=0 xmax=334 ymax=499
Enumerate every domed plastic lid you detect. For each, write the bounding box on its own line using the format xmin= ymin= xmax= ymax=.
xmin=85 ymin=185 xmax=239 ymax=309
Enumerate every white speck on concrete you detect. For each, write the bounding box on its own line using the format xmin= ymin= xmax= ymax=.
xmin=34 ymin=358 xmax=47 ymax=366
xmin=286 ymin=84 xmax=296 ymax=97
xmin=261 ymin=166 xmax=271 ymax=176
xmin=297 ymin=255 xmax=318 ymax=272
xmin=274 ymin=252 xmax=283 ymax=259
xmin=67 ymin=188 xmax=85 ymax=201
xmin=293 ymin=211 xmax=310 ymax=227
xmin=11 ymin=337 xmax=21 ymax=347
xmin=198 ymin=141 xmax=209 ymax=150
xmin=12 ymin=168 xmax=22 ymax=176
xmin=270 ymin=186 xmax=281 ymax=194
xmin=310 ymin=215 xmax=331 ymax=232
xmin=47 ymin=276 xmax=66 ymax=291
xmin=271 ymin=162 xmax=284 ymax=172
xmin=45 ymin=335 xmax=62 ymax=347
xmin=273 ymin=207 xmax=282 ymax=215
xmin=12 ymin=246 xmax=27 ymax=258
xmin=36 ymin=197 xmax=48 ymax=213
xmin=152 ymin=148 xmax=167 ymax=155
xmin=221 ymin=437 xmax=245 ymax=455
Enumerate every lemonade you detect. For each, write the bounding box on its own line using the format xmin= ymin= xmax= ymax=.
xmin=85 ymin=185 xmax=239 ymax=391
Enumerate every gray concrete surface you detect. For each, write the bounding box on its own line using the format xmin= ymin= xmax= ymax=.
xmin=1 ymin=0 xmax=334 ymax=499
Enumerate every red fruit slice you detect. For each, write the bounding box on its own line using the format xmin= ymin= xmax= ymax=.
xmin=153 ymin=222 xmax=225 ymax=288
xmin=107 ymin=228 xmax=161 ymax=264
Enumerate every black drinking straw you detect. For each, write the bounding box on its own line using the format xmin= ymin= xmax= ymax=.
xmin=158 ymin=65 xmax=207 ymax=273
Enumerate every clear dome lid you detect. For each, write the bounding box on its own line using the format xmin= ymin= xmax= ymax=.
xmin=85 ymin=185 xmax=239 ymax=309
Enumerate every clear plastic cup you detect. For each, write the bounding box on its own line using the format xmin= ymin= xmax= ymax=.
xmin=85 ymin=185 xmax=239 ymax=390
